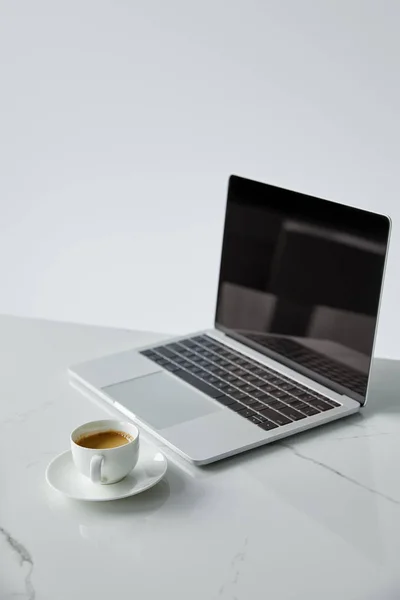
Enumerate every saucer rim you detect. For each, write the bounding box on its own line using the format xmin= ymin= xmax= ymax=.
xmin=45 ymin=446 xmax=167 ymax=502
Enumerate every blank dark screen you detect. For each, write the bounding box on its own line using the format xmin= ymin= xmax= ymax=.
xmin=215 ymin=176 xmax=390 ymax=403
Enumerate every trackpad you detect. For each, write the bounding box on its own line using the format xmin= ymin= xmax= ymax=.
xmin=103 ymin=372 xmax=220 ymax=430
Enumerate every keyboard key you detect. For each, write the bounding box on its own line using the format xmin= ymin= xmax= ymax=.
xmin=252 ymin=367 xmax=267 ymax=376
xmin=210 ymin=357 xmax=224 ymax=365
xmin=186 ymin=366 xmax=203 ymax=375
xmin=229 ymin=378 xmax=245 ymax=387
xmin=192 ymin=336 xmax=206 ymax=344
xmin=180 ymin=360 xmax=193 ymax=369
xmin=141 ymin=351 xmax=158 ymax=360
xmin=173 ymin=356 xmax=187 ymax=365
xmin=279 ymin=406 xmax=307 ymax=421
xmin=242 ymin=384 xmax=257 ymax=394
xmin=269 ymin=377 xmax=284 ymax=385
xmin=165 ymin=343 xmax=182 ymax=352
xmin=249 ymin=401 xmax=266 ymax=411
xmin=279 ymin=382 xmax=296 ymax=391
xmin=180 ymin=339 xmax=197 ymax=349
xmin=240 ymin=396 xmax=258 ymax=406
xmin=197 ymin=359 xmax=212 ymax=368
xmin=256 ymin=415 xmax=268 ymax=422
xmin=306 ymin=398 xmax=333 ymax=411
xmin=195 ymin=369 xmax=209 ymax=379
xmin=265 ymin=399 xmax=280 ymax=408
xmin=164 ymin=363 xmax=180 ymax=372
xmin=196 ymin=335 xmax=212 ymax=346
xmin=224 ymin=374 xmax=237 ymax=383
xmin=205 ymin=341 xmax=221 ymax=349
xmin=254 ymin=393 xmax=271 ymax=403
xmin=237 ymin=408 xmax=258 ymax=418
xmin=231 ymin=391 xmax=247 ymax=400
xmin=234 ymin=368 xmax=247 ymax=376
xmin=290 ymin=401 xmax=311 ymax=411
xmin=269 ymin=389 xmax=290 ymax=399
xmin=268 ymin=400 xmax=288 ymax=411
xmin=244 ymin=363 xmax=258 ymax=372
xmin=234 ymin=380 xmax=249 ymax=388
xmin=260 ymin=368 xmax=275 ymax=377
xmin=258 ymin=420 xmax=279 ymax=431
xmin=195 ymin=348 xmax=208 ymax=355
xmin=247 ymin=415 xmax=263 ymax=424
xmin=219 ymin=385 xmax=237 ymax=396
xmin=201 ymin=373 xmax=220 ymax=385
xmin=299 ymin=393 xmax=319 ymax=403
xmin=291 ymin=388 xmax=307 ymax=397
xmin=215 ymin=395 xmax=236 ymax=406
xmin=212 ymin=380 xmax=228 ymax=390
xmin=207 ymin=365 xmax=221 ymax=374
xmin=242 ymin=374 xmax=259 ymax=384
xmin=259 ymin=408 xmax=292 ymax=426
xmin=298 ymin=383 xmax=312 ymax=391
xmin=326 ymin=399 xmax=340 ymax=407
xmin=259 ymin=383 xmax=276 ymax=393
xmin=201 ymin=347 xmax=216 ymax=355
xmin=174 ymin=370 xmax=224 ymax=398
xmin=154 ymin=347 xmax=174 ymax=359
xmin=300 ymin=405 xmax=320 ymax=416
xmin=221 ymin=360 xmax=234 ymax=367
xmin=153 ymin=357 xmax=169 ymax=366
xmin=229 ymin=402 xmax=248 ymax=412
xmin=214 ymin=368 xmax=228 ymax=378
xmin=203 ymin=375 xmax=220 ymax=384
xmin=241 ymin=361 xmax=255 ymax=370
xmin=141 ymin=349 xmax=153 ymax=356
xmin=235 ymin=358 xmax=249 ymax=367
xmin=253 ymin=389 xmax=269 ymax=398
xmin=285 ymin=397 xmax=302 ymax=406
xmin=226 ymin=365 xmax=242 ymax=374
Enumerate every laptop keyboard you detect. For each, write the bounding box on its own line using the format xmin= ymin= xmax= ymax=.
xmin=247 ymin=334 xmax=367 ymax=396
xmin=140 ymin=335 xmax=341 ymax=432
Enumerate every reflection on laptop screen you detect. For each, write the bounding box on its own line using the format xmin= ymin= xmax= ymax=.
xmin=215 ymin=175 xmax=390 ymax=403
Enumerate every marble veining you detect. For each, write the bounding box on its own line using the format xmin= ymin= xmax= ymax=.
xmin=329 ymin=430 xmax=397 ymax=441
xmin=2 ymin=317 xmax=400 ymax=600
xmin=218 ymin=537 xmax=248 ymax=599
xmin=281 ymin=442 xmax=400 ymax=506
xmin=0 ymin=526 xmax=35 ymax=600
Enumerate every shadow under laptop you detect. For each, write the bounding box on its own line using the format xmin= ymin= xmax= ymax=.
xmin=205 ymin=357 xmax=400 ymax=564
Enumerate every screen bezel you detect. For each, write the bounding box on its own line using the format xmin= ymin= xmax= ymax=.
xmin=214 ymin=175 xmax=391 ymax=406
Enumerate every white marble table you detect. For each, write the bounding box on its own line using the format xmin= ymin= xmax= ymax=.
xmin=2 ymin=315 xmax=400 ymax=600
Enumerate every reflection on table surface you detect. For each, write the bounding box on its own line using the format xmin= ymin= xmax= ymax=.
xmin=1 ymin=316 xmax=400 ymax=600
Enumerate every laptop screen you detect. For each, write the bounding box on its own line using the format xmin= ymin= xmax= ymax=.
xmin=215 ymin=175 xmax=390 ymax=404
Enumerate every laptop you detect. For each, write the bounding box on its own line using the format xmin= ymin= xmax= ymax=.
xmin=69 ymin=175 xmax=391 ymax=465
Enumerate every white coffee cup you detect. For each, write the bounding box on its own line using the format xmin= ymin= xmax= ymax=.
xmin=71 ymin=419 xmax=140 ymax=485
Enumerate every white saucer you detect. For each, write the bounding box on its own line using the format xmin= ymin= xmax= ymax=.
xmin=46 ymin=442 xmax=167 ymax=501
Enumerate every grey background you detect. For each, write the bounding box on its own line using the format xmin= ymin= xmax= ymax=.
xmin=0 ymin=0 xmax=399 ymax=356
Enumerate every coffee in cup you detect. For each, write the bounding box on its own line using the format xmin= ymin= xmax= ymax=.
xmin=76 ymin=430 xmax=133 ymax=449
xmin=71 ymin=419 xmax=139 ymax=484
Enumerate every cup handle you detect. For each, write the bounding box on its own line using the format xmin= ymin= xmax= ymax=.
xmin=90 ymin=455 xmax=104 ymax=483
